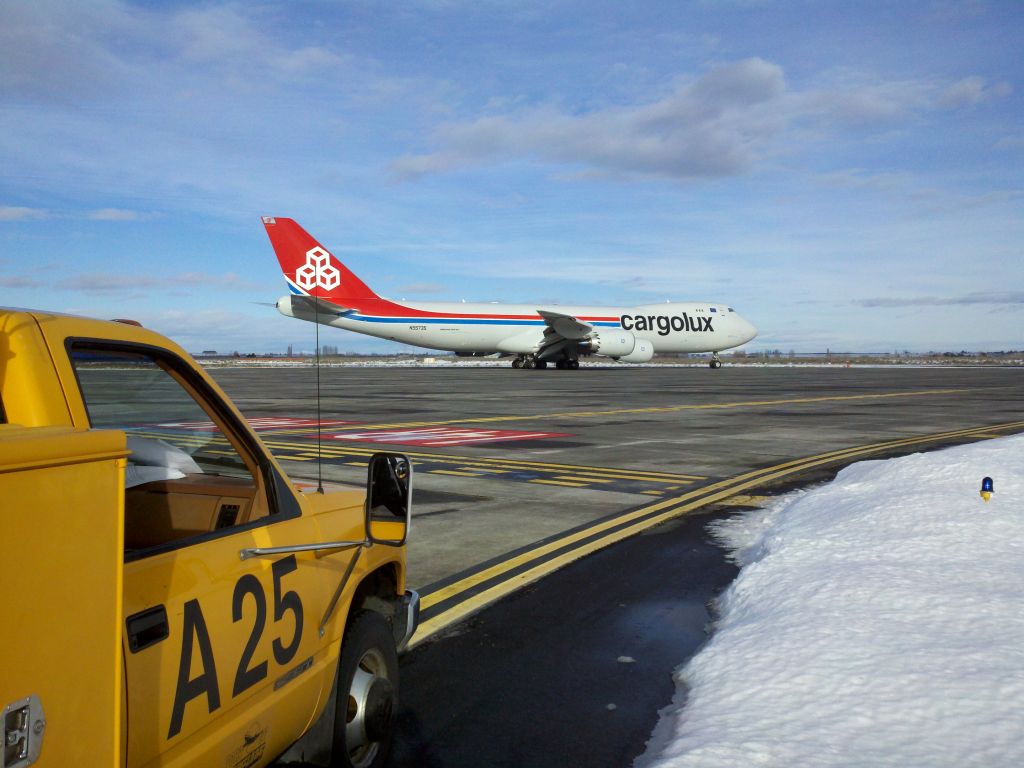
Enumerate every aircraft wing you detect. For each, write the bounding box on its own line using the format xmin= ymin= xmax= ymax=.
xmin=537 ymin=309 xmax=593 ymax=340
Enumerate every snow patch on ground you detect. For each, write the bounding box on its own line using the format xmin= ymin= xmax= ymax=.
xmin=636 ymin=435 xmax=1024 ymax=768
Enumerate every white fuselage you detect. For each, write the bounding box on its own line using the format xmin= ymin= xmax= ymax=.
xmin=278 ymin=296 xmax=757 ymax=357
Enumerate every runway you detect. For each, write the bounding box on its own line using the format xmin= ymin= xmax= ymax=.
xmin=206 ymin=363 xmax=1024 ymax=642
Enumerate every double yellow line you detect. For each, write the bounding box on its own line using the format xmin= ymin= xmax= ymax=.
xmin=409 ymin=419 xmax=1024 ymax=647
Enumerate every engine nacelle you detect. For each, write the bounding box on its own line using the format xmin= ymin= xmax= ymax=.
xmin=618 ymin=340 xmax=654 ymax=363
xmin=581 ymin=330 xmax=637 ymax=357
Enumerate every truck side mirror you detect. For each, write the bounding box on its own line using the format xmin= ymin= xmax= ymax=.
xmin=366 ymin=453 xmax=412 ymax=546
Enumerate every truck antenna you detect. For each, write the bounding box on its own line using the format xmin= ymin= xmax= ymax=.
xmin=313 ymin=294 xmax=324 ymax=494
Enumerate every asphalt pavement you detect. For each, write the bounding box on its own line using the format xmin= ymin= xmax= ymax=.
xmin=388 ymin=506 xmax=740 ymax=768
xmin=210 ymin=362 xmax=1024 ymax=767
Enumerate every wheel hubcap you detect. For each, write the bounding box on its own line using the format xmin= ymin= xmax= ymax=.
xmin=345 ymin=648 xmax=393 ymax=767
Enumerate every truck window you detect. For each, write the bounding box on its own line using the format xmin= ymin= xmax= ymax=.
xmin=70 ymin=345 xmax=274 ymax=556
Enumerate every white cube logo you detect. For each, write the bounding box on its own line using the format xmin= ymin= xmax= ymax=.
xmin=295 ymin=247 xmax=341 ymax=291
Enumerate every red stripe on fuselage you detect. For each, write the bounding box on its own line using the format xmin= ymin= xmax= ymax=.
xmin=326 ymin=296 xmax=619 ymax=322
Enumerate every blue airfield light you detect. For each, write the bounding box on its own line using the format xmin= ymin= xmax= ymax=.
xmin=980 ymin=476 xmax=994 ymax=502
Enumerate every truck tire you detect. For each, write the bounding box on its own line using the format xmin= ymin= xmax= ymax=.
xmin=332 ymin=611 xmax=399 ymax=768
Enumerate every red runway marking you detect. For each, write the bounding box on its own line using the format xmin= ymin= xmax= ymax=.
xmin=318 ymin=426 xmax=570 ymax=447
xmin=156 ymin=417 xmax=356 ymax=431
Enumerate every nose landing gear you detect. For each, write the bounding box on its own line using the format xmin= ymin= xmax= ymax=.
xmin=709 ymin=352 xmax=723 ymax=369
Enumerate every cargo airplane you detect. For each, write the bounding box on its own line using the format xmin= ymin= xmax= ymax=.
xmin=262 ymin=217 xmax=757 ymax=369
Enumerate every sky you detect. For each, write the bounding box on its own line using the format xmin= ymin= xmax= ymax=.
xmin=1 ymin=0 xmax=1022 ymax=354
xmin=636 ymin=434 xmax=1024 ymax=767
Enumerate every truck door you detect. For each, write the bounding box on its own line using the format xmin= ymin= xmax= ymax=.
xmin=67 ymin=343 xmax=342 ymax=768
xmin=0 ymin=425 xmax=126 ymax=768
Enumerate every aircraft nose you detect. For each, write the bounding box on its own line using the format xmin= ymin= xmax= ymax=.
xmin=738 ymin=315 xmax=758 ymax=344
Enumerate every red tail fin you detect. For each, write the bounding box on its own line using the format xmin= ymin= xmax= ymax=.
xmin=262 ymin=216 xmax=379 ymax=302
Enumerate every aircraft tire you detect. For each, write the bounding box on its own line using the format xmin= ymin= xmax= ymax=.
xmin=523 ymin=358 xmax=536 ymax=369
xmin=512 ymin=358 xmax=522 ymax=369
xmin=556 ymin=360 xmax=567 ymax=370
xmin=569 ymin=360 xmax=580 ymax=370
xmin=535 ymin=360 xmax=548 ymax=370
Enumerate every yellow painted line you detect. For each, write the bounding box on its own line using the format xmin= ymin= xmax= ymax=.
xmin=641 ymin=490 xmax=664 ymax=496
xmin=529 ymin=478 xmax=591 ymax=488
xmin=256 ymin=439 xmax=705 ymax=482
xmin=257 ymin=442 xmax=706 ymax=481
xmin=353 ymin=389 xmax=968 ymax=430
xmin=429 ymin=469 xmax=484 ymax=477
xmin=415 ymin=420 xmax=1024 ymax=623
xmin=452 ymin=463 xmax=703 ymax=482
xmin=414 ymin=481 xmax=760 ymax=642
xmin=556 ymin=475 xmax=613 ymax=484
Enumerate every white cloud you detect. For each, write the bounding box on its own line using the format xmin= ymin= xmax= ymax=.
xmin=394 ymin=58 xmax=787 ymax=181
xmin=0 ymin=206 xmax=47 ymax=221
xmin=393 ymin=61 xmax=1013 ymax=181
xmin=0 ymin=1 xmax=349 ymax=106
xmin=0 ymin=276 xmax=43 ymax=288
xmin=994 ymin=134 xmax=1024 ymax=150
xmin=88 ymin=208 xmax=146 ymax=221
xmin=939 ymin=76 xmax=1013 ymax=108
xmin=0 ymin=0 xmax=142 ymax=104
xmin=57 ymin=271 xmax=269 ymax=295
xmin=857 ymin=292 xmax=1024 ymax=308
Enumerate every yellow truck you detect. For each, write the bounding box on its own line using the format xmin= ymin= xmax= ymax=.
xmin=0 ymin=308 xmax=418 ymax=768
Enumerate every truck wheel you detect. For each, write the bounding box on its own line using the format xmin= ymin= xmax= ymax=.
xmin=333 ymin=611 xmax=399 ymax=768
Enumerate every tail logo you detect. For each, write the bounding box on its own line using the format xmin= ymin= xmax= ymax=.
xmin=295 ymin=247 xmax=341 ymax=291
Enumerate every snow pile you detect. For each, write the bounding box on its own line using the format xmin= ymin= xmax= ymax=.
xmin=637 ymin=434 xmax=1024 ymax=768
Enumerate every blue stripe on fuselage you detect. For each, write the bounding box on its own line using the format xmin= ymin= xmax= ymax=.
xmin=348 ymin=314 xmax=621 ymax=327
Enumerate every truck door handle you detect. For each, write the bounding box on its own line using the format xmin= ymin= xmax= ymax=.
xmin=126 ymin=605 xmax=169 ymax=653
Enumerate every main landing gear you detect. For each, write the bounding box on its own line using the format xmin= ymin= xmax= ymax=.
xmin=511 ymin=355 xmax=579 ymax=370
xmin=709 ymin=352 xmax=723 ymax=369
xmin=511 ymin=356 xmax=545 ymax=369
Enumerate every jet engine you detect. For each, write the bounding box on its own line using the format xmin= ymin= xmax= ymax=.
xmin=579 ymin=331 xmax=654 ymax=363
xmin=617 ymin=340 xmax=654 ymax=363
xmin=580 ymin=330 xmax=637 ymax=357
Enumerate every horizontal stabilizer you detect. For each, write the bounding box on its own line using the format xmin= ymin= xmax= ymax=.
xmin=287 ymin=294 xmax=351 ymax=317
